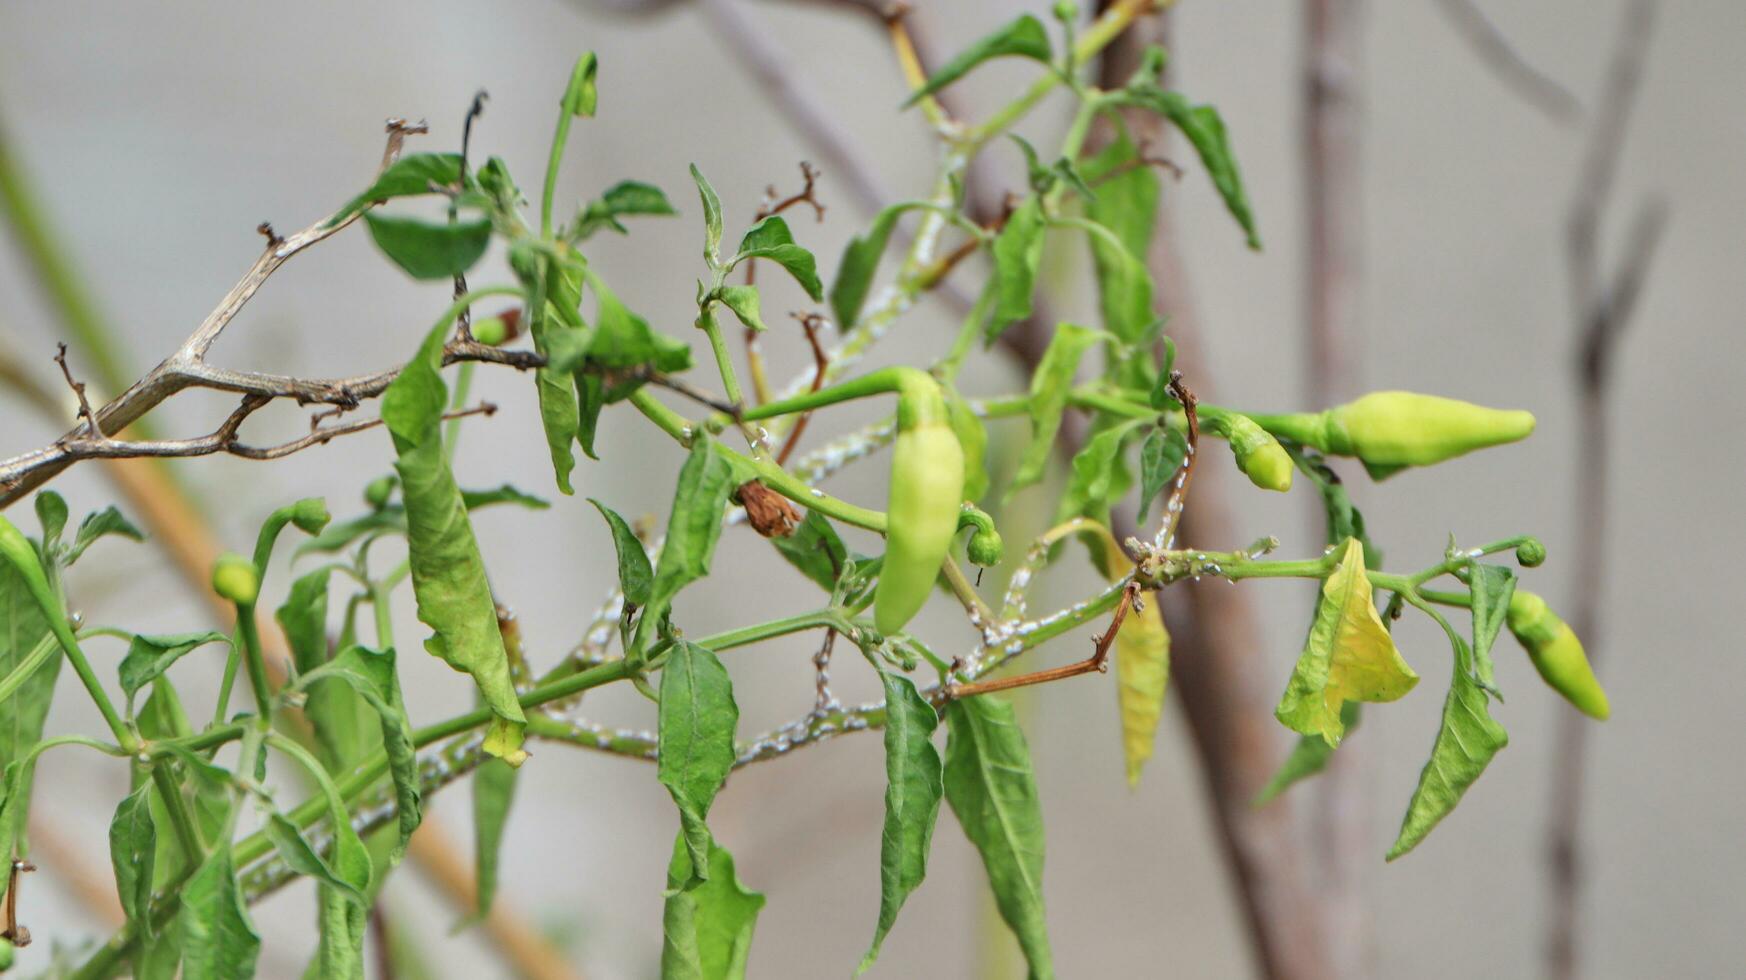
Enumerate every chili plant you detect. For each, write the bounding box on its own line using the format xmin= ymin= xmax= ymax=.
xmin=0 ymin=3 xmax=1606 ymax=976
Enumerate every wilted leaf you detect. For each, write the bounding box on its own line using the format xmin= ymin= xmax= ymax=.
xmin=1275 ymin=538 xmax=1418 ymax=745
xmin=661 ymin=834 xmax=765 ymax=980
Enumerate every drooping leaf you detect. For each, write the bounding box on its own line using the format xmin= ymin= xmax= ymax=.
xmin=1387 ymin=633 xmax=1508 ymax=859
xmin=661 ymin=834 xmax=765 ymax=980
xmin=731 ymin=216 xmax=824 ymax=301
xmin=690 ymin=164 xmax=725 ymax=267
xmin=470 ymin=755 xmax=519 ymax=921
xmin=857 ymin=671 xmax=943 ymax=974
xmin=641 ymin=438 xmax=736 ymax=651
xmin=657 ymin=640 xmax=739 ymax=884
xmin=328 ymin=153 xmax=468 ymax=226
xmin=770 ymin=509 xmax=848 ymax=593
xmin=1113 ymin=597 xmax=1170 ymax=786
xmin=570 ymin=179 xmax=678 ymax=241
xmin=944 ymin=696 xmax=1053 ymax=980
xmin=117 ymin=632 xmax=232 ymax=709
xmin=1468 ymin=563 xmax=1516 ymax=693
xmin=1010 ymin=323 xmax=1100 ymax=495
xmin=903 ymin=14 xmax=1052 ymax=106
xmin=1120 ymin=86 xmax=1260 ymax=248
xmin=382 ymin=320 xmax=526 ymax=764
xmin=1275 ymin=538 xmax=1419 ymax=745
xmin=830 ymin=204 xmax=905 ymax=328
xmin=295 ymin=646 xmax=422 ymax=865
xmin=588 ymin=499 xmax=654 ymax=607
xmin=715 ymin=285 xmax=767 ymax=334
xmin=1254 ymin=702 xmax=1360 ymax=805
xmin=108 ymin=783 xmax=158 ymax=936
xmin=364 ymin=212 xmax=492 ymax=280
xmin=986 ymin=197 xmax=1047 ymax=343
xmin=1136 ymin=424 xmax=1188 ymax=523
xmin=177 ymin=848 xmax=261 ymax=980
xmin=585 ymin=269 xmax=694 ymax=385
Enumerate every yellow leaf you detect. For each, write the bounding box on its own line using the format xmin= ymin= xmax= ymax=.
xmin=1115 ymin=597 xmax=1170 ymax=787
xmin=1274 ymin=537 xmax=1417 ymax=745
xmin=1083 ymin=523 xmax=1171 ymax=787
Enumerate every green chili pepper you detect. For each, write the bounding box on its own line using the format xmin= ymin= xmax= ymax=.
xmin=1252 ymin=391 xmax=1535 ymax=469
xmin=957 ymin=505 xmax=1005 ymax=567
xmin=873 ymin=377 xmax=965 ymax=634
xmin=1506 ymin=590 xmax=1609 ymax=720
xmin=210 ymin=552 xmax=261 ymax=606
xmin=0 ymin=936 xmax=14 ymax=970
xmin=1222 ymin=413 xmax=1293 ymax=492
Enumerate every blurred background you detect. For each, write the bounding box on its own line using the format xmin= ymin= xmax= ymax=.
xmin=0 ymin=0 xmax=1740 ymax=977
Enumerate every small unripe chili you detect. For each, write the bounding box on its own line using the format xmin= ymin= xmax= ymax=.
xmin=873 ymin=375 xmax=965 ymax=634
xmin=1506 ymin=590 xmax=1610 ymax=720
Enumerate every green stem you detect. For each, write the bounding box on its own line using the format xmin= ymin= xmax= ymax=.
xmin=150 ymin=764 xmax=207 ymax=864
xmin=234 ymin=602 xmax=273 ymax=720
xmin=0 ymin=632 xmax=57 ymax=704
xmin=370 ymin=581 xmax=396 ymax=650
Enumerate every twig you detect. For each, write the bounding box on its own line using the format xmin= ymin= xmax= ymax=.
xmin=1546 ymin=5 xmax=1661 ymax=979
xmin=945 ymin=580 xmax=1139 ymax=700
xmin=1431 ymin=0 xmax=1581 ymax=122
xmin=774 ymin=313 xmax=830 ymax=464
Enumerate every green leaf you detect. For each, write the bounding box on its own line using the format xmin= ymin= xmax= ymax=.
xmin=364 ymin=212 xmax=492 ymax=280
xmin=944 ymin=696 xmax=1054 ymax=980
xmin=585 ymin=269 xmax=694 ymax=381
xmin=34 ymin=491 xmax=67 ymax=555
xmin=857 ymin=672 xmax=943 ymax=975
xmin=690 ymin=164 xmax=725 ymax=267
xmin=945 ymin=385 xmax=990 ymax=502
xmin=1055 ymin=419 xmax=1144 ymax=523
xmin=295 ymin=646 xmax=422 ymax=866
xmin=986 ymin=198 xmax=1047 ymax=343
xmin=642 ymin=438 xmax=736 ymax=650
xmin=329 ymin=152 xmax=467 ymax=226
xmin=1468 ymin=564 xmax=1515 ymax=693
xmin=731 ymin=215 xmax=824 ymax=302
xmin=661 ymin=835 xmax=765 ymax=980
xmin=1387 ymin=634 xmax=1508 ymax=859
xmin=715 ymin=285 xmax=767 ymax=334
xmin=0 ymin=759 xmax=37 ymax=907
xmin=1082 ymin=135 xmax=1160 ymax=347
xmin=1136 ymin=425 xmax=1188 ymax=523
xmin=108 ymin=783 xmax=158 ymax=935
xmin=65 ymin=505 xmax=145 ymax=564
xmin=471 ymin=756 xmax=519 ymax=920
xmin=383 ymin=320 xmax=526 ymax=765
xmin=770 ymin=509 xmax=849 ymax=593
xmin=570 ymin=179 xmax=678 ymax=241
xmin=1254 ymin=702 xmax=1360 ymax=805
xmin=117 ymin=631 xmax=232 ymax=708
xmin=1121 ymin=86 xmax=1260 ymax=248
xmin=1275 ymin=538 xmax=1419 ymax=745
xmin=830 ymin=204 xmax=905 ymax=328
xmin=177 ymin=849 xmax=261 ymax=980
xmin=278 ymin=567 xmax=375 ymax=774
xmin=904 ymin=14 xmax=1052 ymax=106
xmin=0 ymin=560 xmax=57 ymax=771
xmin=657 ymin=640 xmax=739 ymax=884
xmin=1010 ymin=323 xmax=1100 ymax=495
xmin=264 ymin=810 xmax=368 ymax=906
xmin=589 ymin=499 xmax=654 ymax=607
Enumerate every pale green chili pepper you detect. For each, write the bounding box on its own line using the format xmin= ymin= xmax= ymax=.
xmin=1507 ymin=590 xmax=1609 ymax=720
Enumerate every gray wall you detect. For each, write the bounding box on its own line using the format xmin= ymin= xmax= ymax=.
xmin=1 ymin=1 xmax=1739 ymax=977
